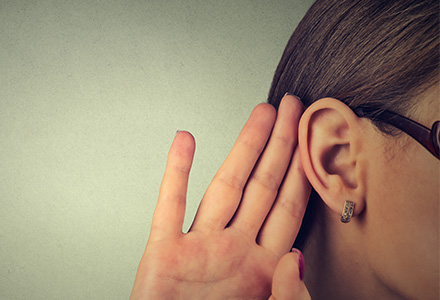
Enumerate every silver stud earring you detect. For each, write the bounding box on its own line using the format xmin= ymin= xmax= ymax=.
xmin=341 ymin=201 xmax=355 ymax=223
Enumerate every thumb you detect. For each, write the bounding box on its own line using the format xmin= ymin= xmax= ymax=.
xmin=269 ymin=249 xmax=311 ymax=300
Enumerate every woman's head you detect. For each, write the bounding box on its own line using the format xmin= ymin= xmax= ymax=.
xmin=269 ymin=0 xmax=438 ymax=118
xmin=268 ymin=0 xmax=439 ymax=298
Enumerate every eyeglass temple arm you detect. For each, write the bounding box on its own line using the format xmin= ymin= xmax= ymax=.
xmin=354 ymin=108 xmax=439 ymax=159
xmin=381 ymin=111 xmax=436 ymax=154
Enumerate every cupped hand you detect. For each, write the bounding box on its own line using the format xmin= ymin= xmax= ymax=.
xmin=130 ymin=94 xmax=311 ymax=300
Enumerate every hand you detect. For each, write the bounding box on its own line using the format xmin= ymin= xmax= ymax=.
xmin=130 ymin=94 xmax=311 ymax=300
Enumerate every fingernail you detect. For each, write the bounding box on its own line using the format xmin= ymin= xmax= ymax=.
xmin=284 ymin=92 xmax=301 ymax=101
xmin=291 ymin=248 xmax=305 ymax=281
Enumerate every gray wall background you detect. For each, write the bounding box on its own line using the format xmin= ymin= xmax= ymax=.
xmin=0 ymin=1 xmax=313 ymax=299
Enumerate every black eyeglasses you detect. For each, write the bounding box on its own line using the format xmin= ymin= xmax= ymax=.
xmin=354 ymin=108 xmax=439 ymax=160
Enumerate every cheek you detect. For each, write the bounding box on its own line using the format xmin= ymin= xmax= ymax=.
xmin=366 ymin=146 xmax=439 ymax=298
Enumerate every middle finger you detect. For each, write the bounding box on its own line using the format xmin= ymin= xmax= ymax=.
xmin=228 ymin=94 xmax=303 ymax=238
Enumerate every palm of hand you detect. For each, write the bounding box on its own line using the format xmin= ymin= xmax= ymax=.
xmin=137 ymin=229 xmax=278 ymax=299
xmin=130 ymin=97 xmax=310 ymax=299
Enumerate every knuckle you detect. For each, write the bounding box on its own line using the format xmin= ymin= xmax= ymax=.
xmin=238 ymin=136 xmax=265 ymax=155
xmin=162 ymin=193 xmax=186 ymax=206
xmin=251 ymin=171 xmax=280 ymax=192
xmin=171 ymin=164 xmax=191 ymax=176
xmin=273 ymin=133 xmax=294 ymax=147
xmin=233 ymin=220 xmax=260 ymax=238
xmin=278 ymin=199 xmax=303 ymax=219
xmin=214 ymin=172 xmax=245 ymax=191
xmin=204 ymin=217 xmax=225 ymax=231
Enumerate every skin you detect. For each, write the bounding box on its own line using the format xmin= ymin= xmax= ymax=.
xmin=130 ymin=87 xmax=438 ymax=299
xmin=130 ymin=94 xmax=311 ymax=300
xmin=300 ymin=86 xmax=439 ymax=300
xmin=363 ymin=89 xmax=439 ymax=299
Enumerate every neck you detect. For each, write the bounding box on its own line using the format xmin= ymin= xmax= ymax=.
xmin=302 ymin=201 xmax=405 ymax=300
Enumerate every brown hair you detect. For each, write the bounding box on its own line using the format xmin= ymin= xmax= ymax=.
xmin=268 ymin=0 xmax=439 ymax=249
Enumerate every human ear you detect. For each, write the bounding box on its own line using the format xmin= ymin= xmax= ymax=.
xmin=298 ymin=98 xmax=367 ymax=220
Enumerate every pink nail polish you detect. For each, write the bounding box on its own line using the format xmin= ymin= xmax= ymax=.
xmin=291 ymin=248 xmax=305 ymax=280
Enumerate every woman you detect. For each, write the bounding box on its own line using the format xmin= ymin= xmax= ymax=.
xmin=130 ymin=0 xmax=439 ymax=299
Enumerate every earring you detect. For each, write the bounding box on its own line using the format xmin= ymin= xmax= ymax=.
xmin=341 ymin=201 xmax=355 ymax=223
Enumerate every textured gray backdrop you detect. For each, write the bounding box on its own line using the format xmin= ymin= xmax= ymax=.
xmin=0 ymin=1 xmax=313 ymax=299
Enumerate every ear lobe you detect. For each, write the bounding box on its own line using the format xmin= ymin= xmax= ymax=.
xmin=298 ymin=98 xmax=366 ymax=219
